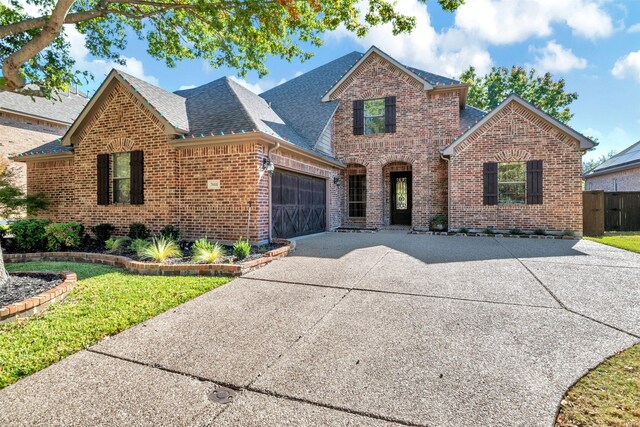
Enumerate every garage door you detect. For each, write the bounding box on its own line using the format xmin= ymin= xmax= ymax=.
xmin=272 ymin=169 xmax=326 ymax=238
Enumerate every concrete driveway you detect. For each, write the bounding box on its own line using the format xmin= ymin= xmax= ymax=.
xmin=1 ymin=232 xmax=639 ymax=426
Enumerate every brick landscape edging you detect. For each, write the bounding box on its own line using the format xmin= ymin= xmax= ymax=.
xmin=3 ymin=239 xmax=295 ymax=277
xmin=409 ymin=230 xmax=581 ymax=240
xmin=0 ymin=271 xmax=77 ymax=323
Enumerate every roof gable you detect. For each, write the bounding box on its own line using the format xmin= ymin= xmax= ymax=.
xmin=441 ymin=94 xmax=596 ymax=155
xmin=61 ymin=70 xmax=187 ymax=146
xmin=320 ymin=46 xmax=434 ymax=102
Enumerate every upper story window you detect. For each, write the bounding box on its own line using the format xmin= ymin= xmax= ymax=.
xmin=353 ymin=96 xmax=396 ymax=135
xmin=113 ymin=152 xmax=131 ymax=203
xmin=364 ymin=99 xmax=385 ymax=134
xmin=497 ymin=162 xmax=526 ymax=205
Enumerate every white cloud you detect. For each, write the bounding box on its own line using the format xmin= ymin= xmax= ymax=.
xmin=531 ymin=41 xmax=587 ymax=73
xmin=65 ymin=26 xmax=159 ymax=86
xmin=628 ymin=23 xmax=640 ymax=33
xmin=455 ymin=0 xmax=613 ymax=44
xmin=178 ymin=84 xmax=196 ymax=90
xmin=612 ymin=50 xmax=640 ymax=82
xmin=328 ymin=0 xmax=493 ymax=78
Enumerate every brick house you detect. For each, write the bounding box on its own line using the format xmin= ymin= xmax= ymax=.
xmin=584 ymin=140 xmax=640 ymax=192
xmin=15 ymin=46 xmax=594 ymax=241
xmin=0 ymin=87 xmax=88 ymax=190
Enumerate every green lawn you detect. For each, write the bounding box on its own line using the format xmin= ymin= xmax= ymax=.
xmin=585 ymin=233 xmax=640 ymax=254
xmin=556 ymin=343 xmax=640 ymax=426
xmin=1 ymin=262 xmax=231 ymax=389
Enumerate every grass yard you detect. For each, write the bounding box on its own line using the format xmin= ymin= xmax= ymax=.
xmin=556 ymin=343 xmax=640 ymax=426
xmin=585 ymin=233 xmax=640 ymax=254
xmin=1 ymin=262 xmax=231 ymax=389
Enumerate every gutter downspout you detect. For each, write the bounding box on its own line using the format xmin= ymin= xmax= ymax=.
xmin=440 ymin=152 xmax=451 ymax=231
xmin=267 ymin=141 xmax=280 ymax=243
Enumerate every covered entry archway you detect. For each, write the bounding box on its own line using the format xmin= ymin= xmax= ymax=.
xmin=383 ymin=162 xmax=412 ymax=226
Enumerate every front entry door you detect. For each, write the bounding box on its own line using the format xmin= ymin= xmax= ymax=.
xmin=390 ymin=171 xmax=412 ymax=225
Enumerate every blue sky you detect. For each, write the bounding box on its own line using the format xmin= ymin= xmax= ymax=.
xmin=62 ymin=0 xmax=640 ymax=162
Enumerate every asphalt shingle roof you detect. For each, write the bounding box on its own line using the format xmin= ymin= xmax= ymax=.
xmin=0 ymin=89 xmax=88 ymax=125
xmin=587 ymin=140 xmax=640 ymax=175
xmin=117 ymin=71 xmax=189 ymax=131
xmin=13 ymin=138 xmax=72 ymax=158
xmin=261 ymin=52 xmax=364 ymax=149
xmin=18 ymin=49 xmax=470 ymax=159
xmin=459 ymin=105 xmax=488 ymax=133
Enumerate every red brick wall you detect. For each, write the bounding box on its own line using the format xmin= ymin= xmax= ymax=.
xmin=25 ymin=80 xmax=341 ymax=242
xmin=449 ymin=102 xmax=584 ymax=234
xmin=331 ymin=51 xmax=461 ymax=228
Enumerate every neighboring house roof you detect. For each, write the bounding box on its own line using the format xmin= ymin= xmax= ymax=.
xmin=441 ymin=94 xmax=596 ymax=155
xmin=584 ymin=140 xmax=640 ymax=178
xmin=0 ymin=88 xmax=88 ymax=125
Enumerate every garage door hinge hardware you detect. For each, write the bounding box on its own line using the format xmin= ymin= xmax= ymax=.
xmin=208 ymin=387 xmax=236 ymax=404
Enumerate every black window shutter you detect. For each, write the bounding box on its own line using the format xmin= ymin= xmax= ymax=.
xmin=353 ymin=100 xmax=364 ymax=135
xmin=483 ymin=162 xmax=498 ymax=206
xmin=526 ymin=160 xmax=543 ymax=204
xmin=97 ymin=154 xmax=110 ymax=205
xmin=384 ymin=96 xmax=396 ymax=133
xmin=130 ymin=150 xmax=144 ymax=205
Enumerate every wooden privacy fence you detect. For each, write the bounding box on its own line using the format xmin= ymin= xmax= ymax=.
xmin=583 ymin=191 xmax=640 ymax=236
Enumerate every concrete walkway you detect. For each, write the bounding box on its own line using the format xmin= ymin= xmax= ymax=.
xmin=1 ymin=232 xmax=639 ymax=426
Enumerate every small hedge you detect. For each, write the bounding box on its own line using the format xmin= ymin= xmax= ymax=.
xmin=44 ymin=222 xmax=83 ymax=251
xmin=11 ymin=219 xmax=51 ymax=252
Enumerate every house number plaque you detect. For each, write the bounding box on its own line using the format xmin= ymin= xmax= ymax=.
xmin=207 ymin=179 xmax=221 ymax=190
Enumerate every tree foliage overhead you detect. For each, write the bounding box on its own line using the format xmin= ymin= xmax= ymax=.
xmin=459 ymin=66 xmax=578 ymax=124
xmin=0 ymin=0 xmax=463 ymax=97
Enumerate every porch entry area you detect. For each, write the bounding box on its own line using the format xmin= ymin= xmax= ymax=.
xmin=344 ymin=161 xmax=413 ymax=228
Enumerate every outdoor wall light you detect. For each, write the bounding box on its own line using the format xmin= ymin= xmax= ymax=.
xmin=333 ymin=176 xmax=342 ymax=186
xmin=262 ymin=158 xmax=275 ymax=175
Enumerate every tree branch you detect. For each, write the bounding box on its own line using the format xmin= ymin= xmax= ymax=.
xmin=2 ymin=0 xmax=76 ymax=90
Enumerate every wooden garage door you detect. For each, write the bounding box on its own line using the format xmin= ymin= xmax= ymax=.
xmin=272 ymin=169 xmax=326 ymax=238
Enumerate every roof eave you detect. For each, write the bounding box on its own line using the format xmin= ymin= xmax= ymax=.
xmin=0 ymin=108 xmax=73 ymax=126
xmin=320 ymin=46 xmax=434 ymax=102
xmin=11 ymin=150 xmax=73 ymax=162
xmin=441 ymin=94 xmax=596 ymax=156
xmin=583 ymin=161 xmax=640 ymax=178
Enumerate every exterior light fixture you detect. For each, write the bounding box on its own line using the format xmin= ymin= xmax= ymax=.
xmin=262 ymin=158 xmax=275 ymax=175
xmin=333 ymin=176 xmax=343 ymax=186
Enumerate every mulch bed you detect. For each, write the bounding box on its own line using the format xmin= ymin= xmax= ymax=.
xmin=1 ymin=273 xmax=64 ymax=308
xmin=3 ymin=238 xmax=285 ymax=265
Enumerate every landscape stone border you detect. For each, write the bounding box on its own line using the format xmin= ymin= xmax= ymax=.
xmin=3 ymin=239 xmax=294 ymax=277
xmin=0 ymin=271 xmax=77 ymax=324
xmin=410 ymin=230 xmax=581 ymax=240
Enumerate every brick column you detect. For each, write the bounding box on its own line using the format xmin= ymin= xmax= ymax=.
xmin=366 ymin=165 xmax=383 ymax=228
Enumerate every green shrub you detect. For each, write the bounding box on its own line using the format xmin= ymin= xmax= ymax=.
xmin=533 ymin=228 xmax=546 ymax=236
xmin=562 ymin=228 xmax=576 ymax=237
xmin=233 ymin=239 xmax=251 ymax=260
xmin=105 ymin=237 xmax=130 ymax=253
xmin=44 ymin=222 xmax=83 ymax=251
xmin=482 ymin=228 xmax=495 ymax=235
xmin=11 ymin=218 xmax=51 ymax=252
xmin=431 ymin=214 xmax=447 ymax=229
xmin=130 ymin=238 xmax=150 ymax=257
xmin=191 ymin=238 xmax=225 ymax=263
xmin=91 ymin=223 xmax=115 ymax=242
xmin=509 ymin=228 xmax=524 ymax=235
xmin=459 ymin=227 xmax=469 ymax=234
xmin=140 ymin=236 xmax=182 ymax=262
xmin=159 ymin=225 xmax=180 ymax=241
xmin=128 ymin=223 xmax=150 ymax=240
